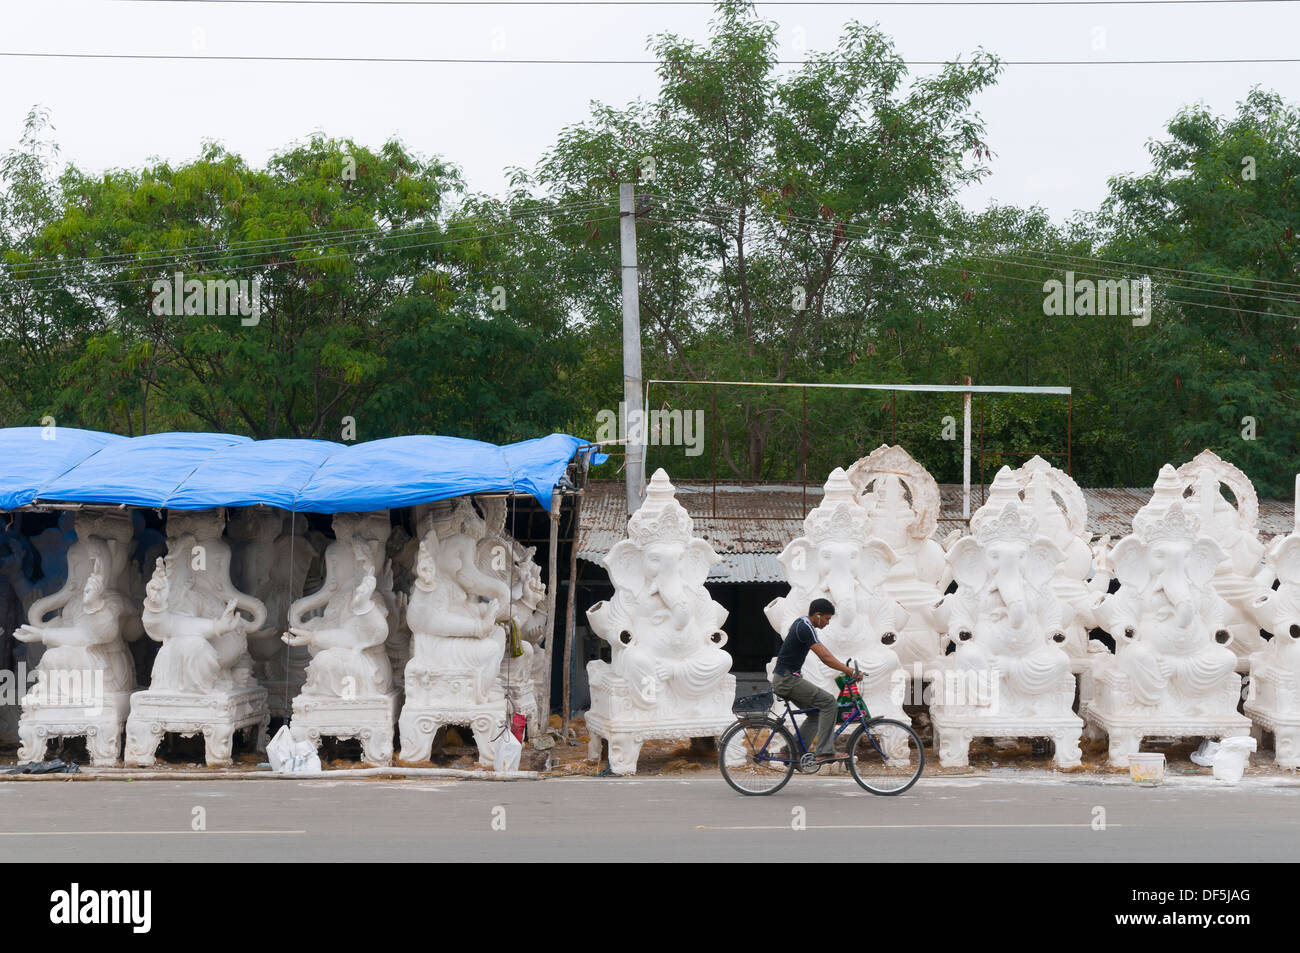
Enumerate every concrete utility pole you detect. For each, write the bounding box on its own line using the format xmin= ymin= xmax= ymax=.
xmin=619 ymin=183 xmax=645 ymax=516
xmin=962 ymin=375 xmax=973 ymax=520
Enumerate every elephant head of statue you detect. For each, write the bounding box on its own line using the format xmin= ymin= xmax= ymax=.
xmin=767 ymin=467 xmax=896 ymax=639
xmin=947 ymin=503 xmax=1067 ymax=654
xmin=590 ymin=469 xmax=725 ymax=654
xmin=1114 ymin=501 xmax=1229 ymax=655
xmin=430 ymin=503 xmax=511 ymax=619
xmin=1252 ymin=534 xmax=1300 ymax=642
xmin=605 ymin=530 xmax=715 ymax=622
xmin=781 ymin=535 xmax=898 ymax=630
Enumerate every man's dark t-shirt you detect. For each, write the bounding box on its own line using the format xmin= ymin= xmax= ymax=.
xmin=773 ymin=616 xmax=820 ymax=676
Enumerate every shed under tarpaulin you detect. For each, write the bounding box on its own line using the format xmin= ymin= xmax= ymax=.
xmin=0 ymin=427 xmax=602 ymax=512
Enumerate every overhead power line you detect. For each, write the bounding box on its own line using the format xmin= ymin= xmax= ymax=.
xmin=2 ymin=222 xmax=622 ymax=294
xmin=1 ymin=198 xmax=616 ymax=283
xmin=647 ymin=205 xmax=1300 ymax=320
xmin=653 ymin=203 xmax=1300 ymax=315
xmin=653 ymin=196 xmax=1300 ymax=296
xmin=2 ymin=50 xmax=1297 ymax=65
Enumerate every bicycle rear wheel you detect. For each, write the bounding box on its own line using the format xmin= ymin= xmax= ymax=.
xmin=718 ymin=718 xmax=797 ymax=796
xmin=847 ymin=718 xmax=925 ymax=795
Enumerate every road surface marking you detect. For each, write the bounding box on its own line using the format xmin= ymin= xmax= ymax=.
xmin=0 ymin=830 xmax=307 ymax=836
xmin=698 ymin=823 xmax=1121 ymax=831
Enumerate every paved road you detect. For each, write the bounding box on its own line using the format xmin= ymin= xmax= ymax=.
xmin=1 ymin=774 xmax=1297 ymax=862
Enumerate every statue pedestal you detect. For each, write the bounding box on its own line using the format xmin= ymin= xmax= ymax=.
xmin=18 ymin=691 xmax=132 ymax=765
xmin=930 ymin=671 xmax=1083 ymax=768
xmin=398 ymin=665 xmax=506 ymax=766
xmin=290 ymin=692 xmax=399 ymax=766
xmin=584 ymin=665 xmax=736 ymax=775
xmin=124 ymin=686 xmax=269 ymax=766
xmin=1081 ymin=666 xmax=1249 ymax=766
xmin=1244 ymin=663 xmax=1300 ymax=769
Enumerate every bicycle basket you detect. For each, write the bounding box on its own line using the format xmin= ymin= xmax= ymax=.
xmin=732 ymin=691 xmax=775 ymax=720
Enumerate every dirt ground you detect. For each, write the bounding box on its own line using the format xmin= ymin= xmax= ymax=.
xmin=3 ymin=712 xmax=1296 ymax=780
xmin=548 ymin=712 xmax=1300 ymax=780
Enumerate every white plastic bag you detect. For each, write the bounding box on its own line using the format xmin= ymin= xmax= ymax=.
xmin=266 ymin=725 xmax=323 ymax=775
xmin=1190 ymin=739 xmax=1220 ymax=767
xmin=494 ymin=728 xmax=523 ymax=774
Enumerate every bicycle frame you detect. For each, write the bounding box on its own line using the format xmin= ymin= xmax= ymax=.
xmin=755 ymin=694 xmax=889 ymax=765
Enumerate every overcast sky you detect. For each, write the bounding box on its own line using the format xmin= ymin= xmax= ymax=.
xmin=3 ymin=0 xmax=1298 ymax=223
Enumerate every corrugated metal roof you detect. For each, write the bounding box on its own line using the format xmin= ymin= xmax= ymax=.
xmin=578 ymin=479 xmax=1298 ymax=583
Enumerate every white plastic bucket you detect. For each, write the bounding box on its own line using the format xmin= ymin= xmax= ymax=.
xmin=1212 ymin=736 xmax=1257 ymax=784
xmin=1129 ymin=752 xmax=1166 ymax=785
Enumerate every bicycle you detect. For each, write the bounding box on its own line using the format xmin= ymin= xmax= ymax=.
xmin=718 ymin=663 xmax=925 ymax=796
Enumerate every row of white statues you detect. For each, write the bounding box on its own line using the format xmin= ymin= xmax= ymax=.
xmin=587 ymin=447 xmax=1300 ymax=775
xmin=8 ymin=444 xmax=1299 ymax=776
xmin=8 ymin=498 xmax=550 ymax=767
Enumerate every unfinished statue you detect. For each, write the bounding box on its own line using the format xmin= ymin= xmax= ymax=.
xmin=227 ymin=509 xmax=320 ymax=720
xmin=474 ymin=495 xmax=550 ymax=735
xmin=584 ymin=469 xmax=736 ymax=775
xmin=124 ymin=510 xmax=269 ymax=767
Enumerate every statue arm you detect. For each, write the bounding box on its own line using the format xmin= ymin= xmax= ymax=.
xmin=18 ymin=622 xmax=93 ymax=648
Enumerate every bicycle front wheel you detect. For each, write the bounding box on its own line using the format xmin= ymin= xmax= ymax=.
xmin=718 ymin=718 xmax=796 ymax=796
xmin=847 ymin=718 xmax=925 ymax=795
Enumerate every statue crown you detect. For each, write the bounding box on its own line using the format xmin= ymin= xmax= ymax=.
xmin=803 ymin=500 xmax=869 ymax=544
xmin=976 ymin=503 xmax=1037 ymax=545
xmin=627 ymin=506 xmax=694 ymax=547
xmin=627 ymin=468 xmax=696 ymax=547
xmin=1136 ymin=500 xmax=1200 ymax=544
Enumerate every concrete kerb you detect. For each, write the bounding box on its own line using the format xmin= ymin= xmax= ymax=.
xmin=0 ymin=766 xmax=540 ymax=782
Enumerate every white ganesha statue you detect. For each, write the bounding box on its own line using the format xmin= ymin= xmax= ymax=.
xmin=974 ymin=458 xmax=1105 ymax=675
xmin=283 ymin=531 xmax=398 ymax=766
xmin=931 ymin=502 xmax=1083 ymax=768
xmin=399 ymin=500 xmax=512 ymax=767
xmin=1084 ymin=478 xmax=1249 ymax=765
xmin=125 ymin=510 xmax=270 ymax=767
xmin=764 ymin=467 xmax=909 ymax=725
xmin=15 ymin=512 xmax=139 ymax=765
xmin=1243 ymin=483 xmax=1300 ymax=767
xmin=844 ymin=445 xmax=947 ymax=667
xmin=585 ymin=469 xmax=736 ymax=775
xmin=1175 ymin=451 xmax=1267 ymax=671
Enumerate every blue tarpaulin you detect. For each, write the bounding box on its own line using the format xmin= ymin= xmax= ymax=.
xmin=0 ymin=427 xmax=602 ymax=512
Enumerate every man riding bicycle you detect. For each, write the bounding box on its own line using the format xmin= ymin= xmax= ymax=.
xmin=771 ymin=598 xmax=861 ymax=764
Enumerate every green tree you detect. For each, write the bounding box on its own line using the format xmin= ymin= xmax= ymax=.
xmin=537 ymin=0 xmax=1001 ymax=478
xmin=1096 ymin=87 xmax=1300 ymax=497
